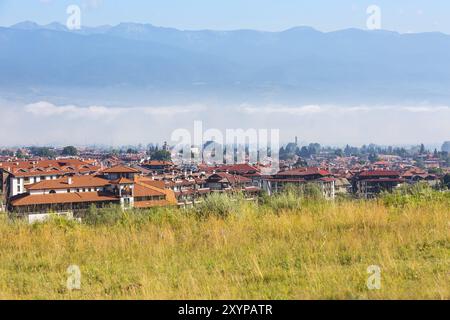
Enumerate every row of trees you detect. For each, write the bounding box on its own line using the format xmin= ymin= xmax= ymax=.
xmin=11 ymin=146 xmax=79 ymax=159
xmin=280 ymin=141 xmax=450 ymax=166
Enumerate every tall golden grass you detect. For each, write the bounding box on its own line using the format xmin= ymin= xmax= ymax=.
xmin=0 ymin=189 xmax=448 ymax=300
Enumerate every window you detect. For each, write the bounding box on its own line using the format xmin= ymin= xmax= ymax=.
xmin=67 ymin=189 xmax=71 ymax=193
xmin=49 ymin=190 xmax=56 ymax=194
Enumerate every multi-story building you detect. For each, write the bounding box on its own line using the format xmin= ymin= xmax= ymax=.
xmin=140 ymin=161 xmax=175 ymax=174
xmin=262 ymin=167 xmax=336 ymax=199
xmin=205 ymin=172 xmax=261 ymax=198
xmin=352 ymin=170 xmax=404 ymax=198
xmin=0 ymin=159 xmax=100 ymax=204
xmin=7 ymin=165 xmax=177 ymax=215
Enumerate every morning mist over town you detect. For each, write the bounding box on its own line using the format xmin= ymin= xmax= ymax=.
xmin=1 ymin=0 xmax=450 ymax=146
xmin=0 ymin=0 xmax=449 ymax=305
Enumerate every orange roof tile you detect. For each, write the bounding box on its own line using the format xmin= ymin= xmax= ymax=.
xmin=27 ymin=176 xmax=110 ymax=191
xmin=134 ymin=177 xmax=177 ymax=205
xmin=0 ymin=158 xmax=100 ymax=177
xmin=207 ymin=173 xmax=252 ymax=184
xmin=134 ymin=177 xmax=166 ymax=189
xmin=10 ymin=192 xmax=119 ymax=207
xmin=109 ymin=177 xmax=134 ymax=185
xmin=101 ymin=165 xmax=141 ymax=174
xmin=275 ymin=167 xmax=331 ymax=177
xmin=134 ymin=183 xmax=166 ymax=197
xmin=144 ymin=161 xmax=174 ymax=166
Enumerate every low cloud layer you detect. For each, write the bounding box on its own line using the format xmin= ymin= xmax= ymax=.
xmin=1 ymin=100 xmax=449 ymax=147
xmin=240 ymin=104 xmax=450 ymax=115
xmin=25 ymin=101 xmax=205 ymax=120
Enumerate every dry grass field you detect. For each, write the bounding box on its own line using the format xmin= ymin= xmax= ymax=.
xmin=0 ymin=186 xmax=448 ymax=300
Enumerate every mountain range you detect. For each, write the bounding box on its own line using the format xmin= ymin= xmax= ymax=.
xmin=1 ymin=21 xmax=450 ymax=105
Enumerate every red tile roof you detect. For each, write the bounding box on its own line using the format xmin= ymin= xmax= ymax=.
xmin=133 ymin=177 xmax=177 ymax=206
xmin=216 ymin=164 xmax=259 ymax=174
xmin=143 ymin=161 xmax=174 ymax=166
xmin=27 ymin=176 xmax=110 ymax=191
xmin=134 ymin=183 xmax=165 ymax=197
xmin=0 ymin=159 xmax=100 ymax=177
xmin=109 ymin=177 xmax=134 ymax=185
xmin=265 ymin=178 xmax=306 ymax=183
xmin=101 ymin=165 xmax=141 ymax=174
xmin=274 ymin=167 xmax=331 ymax=177
xmin=208 ymin=173 xmax=252 ymax=184
xmin=359 ymin=170 xmax=400 ymax=177
xmin=362 ymin=178 xmax=404 ymax=183
xmin=136 ymin=177 xmax=166 ymax=189
xmin=10 ymin=192 xmax=119 ymax=207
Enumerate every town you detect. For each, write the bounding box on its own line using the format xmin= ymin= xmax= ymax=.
xmin=1 ymin=140 xmax=449 ymax=220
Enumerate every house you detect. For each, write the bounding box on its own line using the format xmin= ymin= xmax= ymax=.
xmin=199 ymin=163 xmax=264 ymax=188
xmin=7 ymin=165 xmax=176 ymax=216
xmin=133 ymin=177 xmax=178 ymax=209
xmin=217 ymin=164 xmax=263 ymax=188
xmin=352 ymin=170 xmax=404 ymax=198
xmin=163 ymin=175 xmax=210 ymax=205
xmin=0 ymin=159 xmax=100 ymax=205
xmin=100 ymin=165 xmax=140 ymax=180
xmin=262 ymin=167 xmax=336 ymax=199
xmin=401 ymin=168 xmax=440 ymax=187
xmin=205 ymin=172 xmax=260 ymax=198
xmin=141 ymin=161 xmax=175 ymax=174
xmin=335 ymin=178 xmax=351 ymax=195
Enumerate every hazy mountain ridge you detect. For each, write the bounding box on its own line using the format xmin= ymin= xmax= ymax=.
xmin=1 ymin=22 xmax=450 ymax=104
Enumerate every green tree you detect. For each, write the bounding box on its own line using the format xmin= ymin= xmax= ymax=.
xmin=444 ymin=174 xmax=450 ymax=189
xmin=30 ymin=147 xmax=57 ymax=158
xmin=151 ymin=150 xmax=171 ymax=161
xmin=419 ymin=143 xmax=426 ymax=154
xmin=368 ymin=153 xmax=379 ymax=163
xmin=308 ymin=143 xmax=321 ymax=155
xmin=335 ymin=148 xmax=343 ymax=157
xmin=15 ymin=149 xmax=26 ymax=159
xmin=415 ymin=158 xmax=425 ymax=169
xmin=126 ymin=148 xmax=138 ymax=154
xmin=62 ymin=146 xmax=78 ymax=156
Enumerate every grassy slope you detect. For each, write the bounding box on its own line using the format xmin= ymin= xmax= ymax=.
xmin=0 ymin=195 xmax=448 ymax=300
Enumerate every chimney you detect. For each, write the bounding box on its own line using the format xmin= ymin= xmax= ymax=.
xmin=68 ymin=177 xmax=73 ymax=185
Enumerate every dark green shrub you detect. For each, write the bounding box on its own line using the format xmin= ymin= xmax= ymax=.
xmin=83 ymin=204 xmax=125 ymax=226
xmin=191 ymin=193 xmax=242 ymax=218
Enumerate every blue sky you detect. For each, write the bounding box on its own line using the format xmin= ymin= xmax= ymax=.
xmin=0 ymin=0 xmax=448 ymax=33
